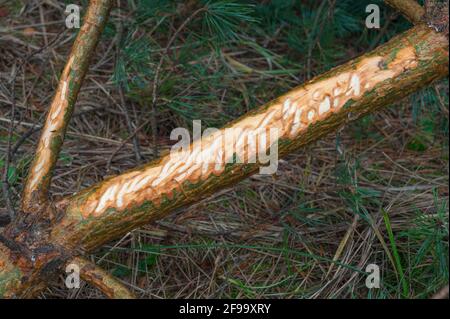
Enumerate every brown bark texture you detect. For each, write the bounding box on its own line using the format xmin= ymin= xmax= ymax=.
xmin=21 ymin=0 xmax=113 ymax=213
xmin=0 ymin=0 xmax=448 ymax=299
xmin=385 ymin=0 xmax=425 ymax=23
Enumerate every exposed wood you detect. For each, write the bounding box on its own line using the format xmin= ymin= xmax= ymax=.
xmin=72 ymin=257 xmax=135 ymax=299
xmin=0 ymin=212 xmax=10 ymax=227
xmin=21 ymin=0 xmax=113 ymax=213
xmin=51 ymin=24 xmax=449 ymax=252
xmin=431 ymin=285 xmax=449 ymax=299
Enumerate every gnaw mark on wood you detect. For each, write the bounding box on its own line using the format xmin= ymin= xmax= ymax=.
xmin=69 ymin=46 xmax=418 ymax=219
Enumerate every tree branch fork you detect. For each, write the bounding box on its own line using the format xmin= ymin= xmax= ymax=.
xmin=1 ymin=0 xmax=448 ymax=298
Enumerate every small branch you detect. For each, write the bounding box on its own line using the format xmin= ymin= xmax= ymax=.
xmin=0 ymin=210 xmax=11 ymax=227
xmin=71 ymin=257 xmax=135 ymax=299
xmin=384 ymin=0 xmax=425 ymax=24
xmin=150 ymin=7 xmax=206 ymax=157
xmin=21 ymin=0 xmax=114 ymax=213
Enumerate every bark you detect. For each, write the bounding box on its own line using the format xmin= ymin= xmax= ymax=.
xmin=0 ymin=243 xmax=23 ymax=297
xmin=21 ymin=0 xmax=113 ymax=213
xmin=0 ymin=16 xmax=448 ymax=299
xmin=50 ymin=24 xmax=449 ymax=252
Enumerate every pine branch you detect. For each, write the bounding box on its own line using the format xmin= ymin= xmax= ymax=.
xmin=21 ymin=0 xmax=114 ymax=214
xmin=51 ymin=24 xmax=448 ymax=252
xmin=384 ymin=0 xmax=425 ymax=24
